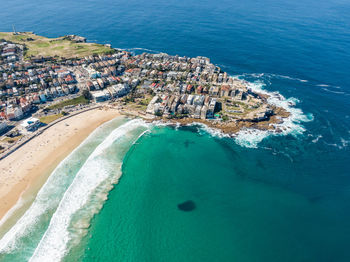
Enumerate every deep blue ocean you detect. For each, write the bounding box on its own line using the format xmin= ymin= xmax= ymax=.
xmin=1 ymin=0 xmax=350 ymax=261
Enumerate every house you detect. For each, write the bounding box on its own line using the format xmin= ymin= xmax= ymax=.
xmin=186 ymin=84 xmax=194 ymax=93
xmin=64 ymin=74 xmax=75 ymax=84
xmin=89 ymin=69 xmax=101 ymax=79
xmin=196 ymin=85 xmax=203 ymax=94
xmin=209 ymin=86 xmax=220 ymax=96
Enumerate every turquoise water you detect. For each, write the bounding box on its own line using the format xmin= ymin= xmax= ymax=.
xmin=0 ymin=118 xmax=149 ymax=261
xmin=1 ymin=0 xmax=350 ymax=260
xmin=77 ymin=125 xmax=350 ymax=262
xmin=1 ymin=118 xmax=349 ymax=261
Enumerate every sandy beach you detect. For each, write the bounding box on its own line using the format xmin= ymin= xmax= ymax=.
xmin=0 ymin=107 xmax=121 ymax=222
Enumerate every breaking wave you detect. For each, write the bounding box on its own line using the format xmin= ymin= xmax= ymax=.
xmin=236 ymin=72 xmax=309 ymax=83
xmin=0 ymin=193 xmax=27 ymax=229
xmin=324 ymin=137 xmax=350 ymax=150
xmin=122 ymin=47 xmax=162 ymax=55
xmin=147 ymin=74 xmax=313 ymax=149
xmin=0 ymin=118 xmax=118 ymax=256
xmin=321 ymin=88 xmax=346 ymax=95
xmin=311 ymin=134 xmax=323 ymax=143
xmin=187 ymin=122 xmax=230 ymax=139
xmin=29 ymin=119 xmax=149 ymax=262
xmin=233 ymin=80 xmax=313 ymax=148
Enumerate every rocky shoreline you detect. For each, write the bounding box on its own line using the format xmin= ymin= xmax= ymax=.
xmin=120 ymin=93 xmax=291 ymax=137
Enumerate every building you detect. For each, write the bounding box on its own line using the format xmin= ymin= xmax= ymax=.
xmin=220 ymin=85 xmax=231 ymax=97
xmin=0 ymin=121 xmax=7 ymax=133
xmin=21 ymin=117 xmax=40 ymax=131
xmin=112 ymin=83 xmax=130 ymax=97
xmin=200 ymin=105 xmax=208 ymax=119
xmin=186 ymin=95 xmax=194 ymax=105
xmin=207 ymin=98 xmax=217 ymax=118
xmin=6 ymin=105 xmax=23 ymax=120
xmin=146 ymin=95 xmax=160 ymax=114
xmin=91 ymin=90 xmax=110 ymax=102
xmin=194 ymin=105 xmax=201 ymax=119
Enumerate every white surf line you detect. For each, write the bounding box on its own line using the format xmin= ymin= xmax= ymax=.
xmin=232 ymin=79 xmax=313 ymax=148
xmin=0 ymin=117 xmax=122 ymax=254
xmin=29 ymin=119 xmax=149 ymax=262
xmin=235 ymin=72 xmax=309 ymax=83
xmin=0 ymin=190 xmax=28 ymax=229
xmin=150 ymin=76 xmax=311 ymax=149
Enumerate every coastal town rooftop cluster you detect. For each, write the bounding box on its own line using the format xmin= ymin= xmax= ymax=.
xmin=0 ymin=34 xmax=276 ymax=136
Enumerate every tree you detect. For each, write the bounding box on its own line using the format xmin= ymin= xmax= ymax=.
xmin=82 ymin=89 xmax=93 ymax=101
xmin=155 ymin=111 xmax=163 ymax=117
xmin=222 ymin=115 xmax=229 ymax=121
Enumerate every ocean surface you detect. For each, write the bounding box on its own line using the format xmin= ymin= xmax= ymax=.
xmin=1 ymin=0 xmax=350 ymax=261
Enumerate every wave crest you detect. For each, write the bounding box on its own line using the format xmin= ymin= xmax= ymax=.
xmin=29 ymin=119 xmax=149 ymax=262
xmin=232 ymin=81 xmax=313 ymax=148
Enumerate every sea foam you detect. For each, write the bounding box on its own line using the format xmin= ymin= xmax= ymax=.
xmin=0 ymin=118 xmax=117 ymax=255
xmin=233 ymin=80 xmax=313 ymax=148
xmin=29 ymin=119 xmax=149 ymax=262
xmin=150 ymin=76 xmax=312 ymax=149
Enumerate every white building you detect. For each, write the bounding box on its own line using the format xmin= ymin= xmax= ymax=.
xmin=91 ymin=90 xmax=110 ymax=102
xmin=21 ymin=117 xmax=40 ymax=131
xmin=186 ymin=95 xmax=194 ymax=105
xmin=6 ymin=105 xmax=23 ymax=120
xmin=112 ymin=83 xmax=130 ymax=97
xmin=146 ymin=95 xmax=160 ymax=114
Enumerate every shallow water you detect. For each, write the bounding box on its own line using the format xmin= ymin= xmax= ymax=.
xmin=1 ymin=0 xmax=350 ymax=261
xmin=78 ymin=125 xmax=350 ymax=262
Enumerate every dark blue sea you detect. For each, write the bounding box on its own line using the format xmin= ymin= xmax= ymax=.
xmin=0 ymin=0 xmax=350 ymax=261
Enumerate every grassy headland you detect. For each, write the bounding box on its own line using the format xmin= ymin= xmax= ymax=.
xmin=0 ymin=32 xmax=114 ymax=59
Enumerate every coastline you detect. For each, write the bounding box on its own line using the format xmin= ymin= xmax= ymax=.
xmin=0 ymin=107 xmax=121 ymax=228
xmin=0 ymin=31 xmax=313 ymax=256
xmin=0 ymin=101 xmax=286 ymax=236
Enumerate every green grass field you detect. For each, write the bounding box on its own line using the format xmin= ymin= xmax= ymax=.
xmin=0 ymin=32 xmax=115 ymax=59
xmin=47 ymin=95 xmax=89 ymax=110
xmin=39 ymin=113 xmax=63 ymax=124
